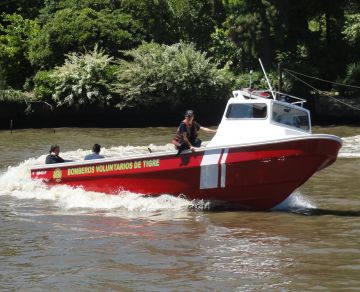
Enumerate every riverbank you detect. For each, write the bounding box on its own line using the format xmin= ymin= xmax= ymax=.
xmin=0 ymin=101 xmax=228 ymax=129
xmin=0 ymin=96 xmax=359 ymax=130
xmin=313 ymin=96 xmax=360 ymax=124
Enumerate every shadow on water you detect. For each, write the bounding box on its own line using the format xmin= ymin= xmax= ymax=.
xmin=192 ymin=204 xmax=360 ymax=217
xmin=276 ymin=208 xmax=360 ymax=217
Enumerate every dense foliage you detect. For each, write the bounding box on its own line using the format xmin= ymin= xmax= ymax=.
xmin=0 ymin=13 xmax=39 ymax=88
xmin=29 ymin=8 xmax=144 ymax=69
xmin=0 ymin=0 xmax=359 ymax=107
xmin=115 ymin=42 xmax=233 ymax=109
xmin=34 ymin=46 xmax=116 ymax=107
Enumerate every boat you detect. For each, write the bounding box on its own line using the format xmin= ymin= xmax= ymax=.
xmin=30 ymin=87 xmax=342 ymax=210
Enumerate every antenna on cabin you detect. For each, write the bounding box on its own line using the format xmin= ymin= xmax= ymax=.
xmin=258 ymin=58 xmax=276 ymax=100
xmin=249 ymin=70 xmax=253 ymax=89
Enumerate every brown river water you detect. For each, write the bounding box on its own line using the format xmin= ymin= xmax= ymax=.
xmin=0 ymin=126 xmax=359 ymax=291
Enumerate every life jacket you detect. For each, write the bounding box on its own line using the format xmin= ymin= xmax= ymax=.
xmin=172 ymin=119 xmax=198 ymax=147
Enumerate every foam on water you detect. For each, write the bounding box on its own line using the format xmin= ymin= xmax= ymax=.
xmin=339 ymin=135 xmax=360 ymax=158
xmin=0 ymin=145 xmax=201 ymax=218
xmin=272 ymin=191 xmax=316 ymax=212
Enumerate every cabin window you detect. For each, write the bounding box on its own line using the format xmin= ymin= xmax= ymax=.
xmin=226 ymin=103 xmax=267 ymax=119
xmin=272 ymin=103 xmax=310 ymax=131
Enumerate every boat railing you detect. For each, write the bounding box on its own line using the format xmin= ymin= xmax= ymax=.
xmin=272 ymin=91 xmax=307 ymax=107
xmin=235 ymin=89 xmax=307 ymax=107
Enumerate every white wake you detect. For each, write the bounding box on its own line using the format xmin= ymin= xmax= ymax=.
xmin=339 ymin=135 xmax=360 ymax=158
xmin=0 ymin=145 xmax=203 ymax=218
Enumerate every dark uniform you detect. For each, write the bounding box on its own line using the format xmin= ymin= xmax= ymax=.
xmin=173 ymin=120 xmax=202 ymax=154
xmin=45 ymin=154 xmax=65 ymax=164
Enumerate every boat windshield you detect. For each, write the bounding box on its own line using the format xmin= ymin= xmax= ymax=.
xmin=226 ymin=103 xmax=267 ymax=119
xmin=272 ymin=103 xmax=310 ymax=131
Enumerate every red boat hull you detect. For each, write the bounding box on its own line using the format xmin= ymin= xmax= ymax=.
xmin=31 ymin=137 xmax=341 ymax=210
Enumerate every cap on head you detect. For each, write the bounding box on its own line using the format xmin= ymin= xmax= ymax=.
xmin=185 ymin=110 xmax=194 ymax=118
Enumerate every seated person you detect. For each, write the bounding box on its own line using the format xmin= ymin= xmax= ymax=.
xmin=172 ymin=110 xmax=216 ymax=154
xmin=45 ymin=145 xmax=65 ymax=164
xmin=84 ymin=144 xmax=105 ymax=160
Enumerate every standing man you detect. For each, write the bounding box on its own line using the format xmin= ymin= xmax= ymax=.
xmin=84 ymin=144 xmax=105 ymax=160
xmin=172 ymin=110 xmax=216 ymax=154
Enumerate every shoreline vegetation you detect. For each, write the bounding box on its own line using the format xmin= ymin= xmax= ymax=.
xmin=1 ymin=96 xmax=359 ymax=130
xmin=0 ymin=1 xmax=359 ymax=129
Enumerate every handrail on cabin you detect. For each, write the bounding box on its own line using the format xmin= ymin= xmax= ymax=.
xmin=233 ymin=89 xmax=307 ymax=107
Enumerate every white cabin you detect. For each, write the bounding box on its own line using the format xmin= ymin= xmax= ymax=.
xmin=208 ymin=89 xmax=312 ymax=147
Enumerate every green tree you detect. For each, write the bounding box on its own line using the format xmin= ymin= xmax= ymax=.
xmin=208 ymin=27 xmax=242 ymax=71
xmin=0 ymin=0 xmax=43 ymax=19
xmin=29 ymin=8 xmax=144 ymax=69
xmin=121 ymin=0 xmax=176 ymax=44
xmin=220 ymin=0 xmax=279 ymax=70
xmin=115 ymin=42 xmax=234 ymax=109
xmin=38 ymin=0 xmax=124 ymax=23
xmin=121 ymin=0 xmax=225 ymax=50
xmin=167 ymin=0 xmax=224 ymax=49
xmin=341 ymin=11 xmax=360 ymax=79
xmin=343 ymin=13 xmax=360 ymax=46
xmin=0 ymin=13 xmax=40 ymax=88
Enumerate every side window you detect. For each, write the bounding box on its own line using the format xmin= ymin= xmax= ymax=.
xmin=272 ymin=103 xmax=310 ymax=131
xmin=226 ymin=103 xmax=267 ymax=119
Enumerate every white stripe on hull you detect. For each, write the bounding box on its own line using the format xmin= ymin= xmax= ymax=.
xmin=199 ymin=149 xmax=222 ymax=189
xmin=220 ymin=148 xmax=229 ymax=188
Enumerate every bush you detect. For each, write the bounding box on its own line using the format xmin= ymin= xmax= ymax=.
xmin=339 ymin=62 xmax=360 ymax=97
xmin=344 ymin=62 xmax=360 ymax=85
xmin=0 ymin=89 xmax=27 ymax=103
xmin=34 ymin=45 xmax=116 ymax=107
xmin=33 ymin=70 xmax=57 ymax=102
xmin=343 ymin=14 xmax=360 ymax=46
xmin=115 ymin=42 xmax=234 ymax=109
